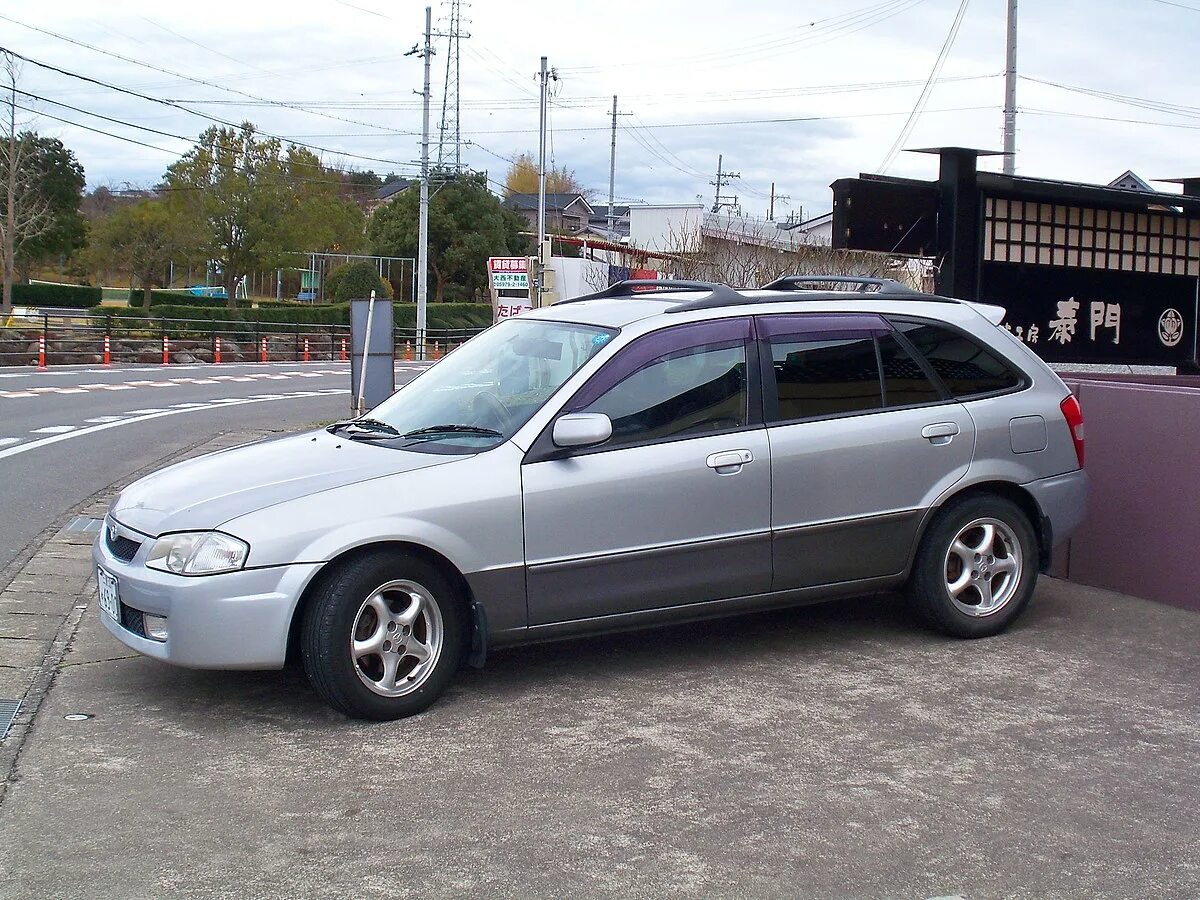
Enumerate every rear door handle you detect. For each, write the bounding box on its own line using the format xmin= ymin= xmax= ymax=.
xmin=921 ymin=422 xmax=960 ymax=444
xmin=706 ymin=449 xmax=753 ymax=473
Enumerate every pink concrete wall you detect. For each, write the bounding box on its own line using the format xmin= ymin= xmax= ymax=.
xmin=1058 ymin=375 xmax=1200 ymax=612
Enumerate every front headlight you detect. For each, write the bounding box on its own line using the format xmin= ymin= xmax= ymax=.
xmin=145 ymin=531 xmax=249 ymax=576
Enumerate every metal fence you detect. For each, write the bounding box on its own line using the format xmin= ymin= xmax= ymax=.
xmin=0 ymin=311 xmax=485 ymax=367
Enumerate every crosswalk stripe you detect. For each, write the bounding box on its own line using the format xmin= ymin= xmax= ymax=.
xmin=32 ymin=425 xmax=77 ymax=434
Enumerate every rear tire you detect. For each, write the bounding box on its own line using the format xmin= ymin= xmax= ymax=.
xmin=906 ymin=494 xmax=1038 ymax=639
xmin=300 ymin=550 xmax=465 ymax=720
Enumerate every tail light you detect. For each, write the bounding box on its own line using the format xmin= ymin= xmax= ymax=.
xmin=1060 ymin=394 xmax=1085 ymax=467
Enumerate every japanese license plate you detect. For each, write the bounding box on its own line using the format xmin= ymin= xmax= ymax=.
xmin=97 ymin=567 xmax=120 ymax=621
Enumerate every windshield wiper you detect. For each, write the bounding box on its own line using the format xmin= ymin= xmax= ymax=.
xmin=401 ymin=424 xmax=503 ymax=439
xmin=327 ymin=418 xmax=403 ymax=437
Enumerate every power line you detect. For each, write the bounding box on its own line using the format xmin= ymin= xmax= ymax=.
xmin=1147 ymin=0 xmax=1200 ymax=11
xmin=878 ymin=0 xmax=972 ymax=172
xmin=1 ymin=47 xmax=421 ymax=172
xmin=1022 ymin=75 xmax=1200 ymax=120
xmin=461 ymin=104 xmax=997 ymax=136
xmin=558 ymin=0 xmax=929 ymax=74
xmin=13 ymin=102 xmax=393 ymax=196
xmin=0 ymin=13 xmax=420 ymax=139
xmin=1020 ymin=107 xmax=1200 ymax=131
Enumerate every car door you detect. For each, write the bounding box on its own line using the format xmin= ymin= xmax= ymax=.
xmin=758 ymin=313 xmax=975 ymax=590
xmin=522 ymin=317 xmax=771 ymax=626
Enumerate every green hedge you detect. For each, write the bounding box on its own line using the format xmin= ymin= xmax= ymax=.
xmin=127 ymin=289 xmax=241 ymax=308
xmin=15 ymin=283 xmax=102 ymax=308
xmin=392 ymin=302 xmax=492 ymax=330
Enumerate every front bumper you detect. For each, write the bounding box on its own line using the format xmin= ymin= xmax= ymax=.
xmin=92 ymin=520 xmax=320 ymax=669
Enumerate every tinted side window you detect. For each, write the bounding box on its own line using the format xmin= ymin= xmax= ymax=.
xmin=877 ymin=333 xmax=942 ymax=406
xmin=895 ymin=322 xmax=1023 ymax=397
xmin=568 ymin=320 xmax=749 ymax=448
xmin=769 ymin=334 xmax=881 ymax=420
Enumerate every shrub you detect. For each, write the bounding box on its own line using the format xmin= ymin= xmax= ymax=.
xmin=326 ymin=261 xmax=392 ymax=303
xmin=391 ymin=302 xmax=493 ymax=330
xmin=127 ymin=289 xmax=244 ymax=308
xmin=14 ymin=283 xmax=102 ymax=308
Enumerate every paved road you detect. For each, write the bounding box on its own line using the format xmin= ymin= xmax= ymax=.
xmin=0 ymin=361 xmax=427 ymax=571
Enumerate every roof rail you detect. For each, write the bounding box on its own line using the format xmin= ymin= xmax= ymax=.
xmin=760 ymin=275 xmax=915 ymax=293
xmin=555 ymin=279 xmax=745 ymax=305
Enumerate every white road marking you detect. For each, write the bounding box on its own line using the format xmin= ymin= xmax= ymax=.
xmin=0 ymin=361 xmax=353 ymax=378
xmin=0 ymin=437 xmax=20 ymax=447
xmin=85 ymin=416 xmax=125 ymax=423
xmin=128 ymin=408 xmax=169 ymax=414
xmin=169 ymin=402 xmax=208 ymax=409
xmin=32 ymin=425 xmax=77 ymax=434
xmin=0 ymin=391 xmax=34 ymax=399
xmin=0 ymin=390 xmax=350 ymax=461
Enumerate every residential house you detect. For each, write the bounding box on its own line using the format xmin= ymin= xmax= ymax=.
xmin=504 ymin=193 xmax=594 ymax=234
xmin=365 ymin=179 xmax=413 ymax=216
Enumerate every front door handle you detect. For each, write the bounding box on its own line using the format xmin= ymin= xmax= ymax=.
xmin=706 ymin=449 xmax=753 ymax=474
xmin=921 ymin=422 xmax=960 ymax=445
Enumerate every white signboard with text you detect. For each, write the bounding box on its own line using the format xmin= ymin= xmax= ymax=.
xmin=489 ymin=256 xmax=533 ymax=322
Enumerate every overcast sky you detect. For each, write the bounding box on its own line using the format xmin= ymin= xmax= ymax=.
xmin=4 ymin=0 xmax=1199 ymax=220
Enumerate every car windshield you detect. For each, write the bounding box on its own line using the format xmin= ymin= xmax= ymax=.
xmin=362 ymin=317 xmax=617 ymax=452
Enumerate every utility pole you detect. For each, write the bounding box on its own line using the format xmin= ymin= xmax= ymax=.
xmin=1002 ymin=0 xmax=1018 ymax=176
xmin=711 ymin=154 xmax=741 ymax=215
xmin=407 ymin=8 xmax=434 ymax=355
xmin=767 ymin=183 xmax=791 ymax=221
xmin=608 ymin=95 xmax=618 ymax=237
xmin=536 ymin=55 xmax=549 ymax=306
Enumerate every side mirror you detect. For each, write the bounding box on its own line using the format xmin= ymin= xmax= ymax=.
xmin=552 ymin=413 xmax=612 ymax=449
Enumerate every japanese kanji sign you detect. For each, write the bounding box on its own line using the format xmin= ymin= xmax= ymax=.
xmin=488 ymin=257 xmax=529 ymax=291
xmin=981 ymin=262 xmax=1197 ymax=365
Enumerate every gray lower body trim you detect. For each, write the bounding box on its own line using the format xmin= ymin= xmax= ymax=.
xmin=500 ymin=574 xmax=903 ymax=648
xmin=462 ymin=565 xmax=528 ymax=634
xmin=526 ymin=531 xmax=772 ymax=626
xmin=772 ymin=509 xmax=921 ymax=589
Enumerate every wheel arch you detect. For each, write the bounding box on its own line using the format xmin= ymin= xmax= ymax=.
xmin=909 ymin=480 xmax=1051 ymax=576
xmin=285 ymin=540 xmax=481 ymax=666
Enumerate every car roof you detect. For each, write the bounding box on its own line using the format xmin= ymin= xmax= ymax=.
xmin=528 ymin=281 xmax=1001 ymax=330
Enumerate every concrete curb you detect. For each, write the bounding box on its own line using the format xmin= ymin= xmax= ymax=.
xmin=0 ymin=428 xmax=275 ymax=807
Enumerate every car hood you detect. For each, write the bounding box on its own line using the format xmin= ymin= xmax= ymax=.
xmin=111 ymin=430 xmax=463 ymax=536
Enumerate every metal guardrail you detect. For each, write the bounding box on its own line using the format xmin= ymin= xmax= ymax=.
xmin=0 ymin=310 xmax=485 ymax=367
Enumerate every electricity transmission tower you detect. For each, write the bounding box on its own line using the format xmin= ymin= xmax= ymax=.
xmin=436 ymin=0 xmax=470 ymax=171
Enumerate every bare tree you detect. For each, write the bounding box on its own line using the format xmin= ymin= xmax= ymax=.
xmin=661 ymin=219 xmax=910 ymax=288
xmin=1 ymin=53 xmax=53 ymax=316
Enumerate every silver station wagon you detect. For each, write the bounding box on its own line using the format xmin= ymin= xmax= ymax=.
xmin=94 ymin=277 xmax=1088 ymax=720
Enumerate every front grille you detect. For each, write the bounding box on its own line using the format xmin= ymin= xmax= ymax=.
xmin=120 ymin=602 xmax=146 ymax=638
xmin=106 ymin=528 xmax=141 ymax=561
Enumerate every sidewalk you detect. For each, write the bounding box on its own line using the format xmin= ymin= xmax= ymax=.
xmin=0 ymin=452 xmax=1197 ymax=897
xmin=0 ymin=430 xmax=274 ymax=800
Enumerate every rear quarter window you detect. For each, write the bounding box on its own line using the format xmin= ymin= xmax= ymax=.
xmin=892 ymin=321 xmax=1025 ymax=398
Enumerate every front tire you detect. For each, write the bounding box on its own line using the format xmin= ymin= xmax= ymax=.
xmin=300 ymin=550 xmax=465 ymax=720
xmin=906 ymin=494 xmax=1038 ymax=638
